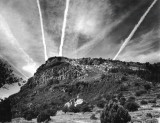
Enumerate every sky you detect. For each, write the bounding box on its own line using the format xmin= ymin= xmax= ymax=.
xmin=0 ymin=83 xmax=20 ymax=99
xmin=0 ymin=0 xmax=159 ymax=79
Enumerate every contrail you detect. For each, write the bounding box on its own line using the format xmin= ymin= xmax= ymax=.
xmin=0 ymin=14 xmax=34 ymax=64
xmin=113 ymin=0 xmax=158 ymax=60
xmin=8 ymin=62 xmax=29 ymax=79
xmin=0 ymin=14 xmax=36 ymax=76
xmin=0 ymin=55 xmax=28 ymax=79
xmin=59 ymin=0 xmax=70 ymax=56
xmin=37 ymin=0 xmax=48 ymax=61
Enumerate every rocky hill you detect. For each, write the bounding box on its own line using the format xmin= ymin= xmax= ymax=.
xmin=9 ymin=57 xmax=160 ymax=120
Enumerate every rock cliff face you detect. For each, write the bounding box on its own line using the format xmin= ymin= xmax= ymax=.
xmin=9 ymin=57 xmax=160 ymax=119
xmin=34 ymin=58 xmax=84 ymax=85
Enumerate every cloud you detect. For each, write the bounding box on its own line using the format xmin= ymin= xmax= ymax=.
xmin=0 ymin=0 xmax=59 ymax=77
xmin=108 ymin=0 xmax=153 ymax=18
xmin=0 ymin=0 xmax=159 ymax=79
xmin=118 ymin=30 xmax=160 ymax=63
xmin=0 ymin=12 xmax=37 ymax=77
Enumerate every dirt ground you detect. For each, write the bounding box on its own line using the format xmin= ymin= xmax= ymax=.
xmin=11 ymin=111 xmax=100 ymax=123
xmin=11 ymin=106 xmax=160 ymax=123
xmin=50 ymin=111 xmax=100 ymax=123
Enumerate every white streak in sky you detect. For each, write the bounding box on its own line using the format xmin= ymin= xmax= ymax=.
xmin=0 ymin=55 xmax=28 ymax=79
xmin=113 ymin=0 xmax=158 ymax=60
xmin=37 ymin=0 xmax=48 ymax=61
xmin=59 ymin=0 xmax=70 ymax=56
xmin=0 ymin=14 xmax=36 ymax=76
xmin=0 ymin=14 xmax=33 ymax=64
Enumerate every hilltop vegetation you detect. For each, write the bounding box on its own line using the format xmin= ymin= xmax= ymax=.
xmin=8 ymin=57 xmax=160 ymax=120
